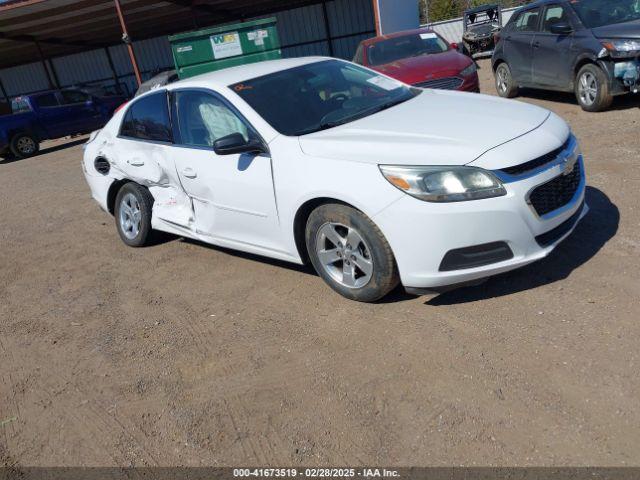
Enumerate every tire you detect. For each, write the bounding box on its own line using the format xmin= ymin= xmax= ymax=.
xmin=495 ymin=62 xmax=518 ymax=98
xmin=575 ymin=64 xmax=613 ymax=112
xmin=114 ymin=182 xmax=154 ymax=247
xmin=9 ymin=133 xmax=39 ymax=159
xmin=305 ymin=203 xmax=399 ymax=302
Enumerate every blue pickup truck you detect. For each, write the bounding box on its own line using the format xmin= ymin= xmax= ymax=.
xmin=0 ymin=88 xmax=126 ymax=159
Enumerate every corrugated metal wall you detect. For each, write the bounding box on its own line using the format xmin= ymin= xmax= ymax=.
xmin=0 ymin=0 xmax=375 ymax=100
xmin=424 ymin=7 xmax=518 ymax=43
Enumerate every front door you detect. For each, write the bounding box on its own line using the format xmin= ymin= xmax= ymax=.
xmin=504 ymin=7 xmax=541 ymax=84
xmin=531 ymin=4 xmax=576 ymax=89
xmin=169 ymin=89 xmax=282 ymax=253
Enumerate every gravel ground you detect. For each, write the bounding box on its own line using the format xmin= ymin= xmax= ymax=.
xmin=1 ymin=60 xmax=639 ymax=468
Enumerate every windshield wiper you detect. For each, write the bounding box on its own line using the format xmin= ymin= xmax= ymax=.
xmin=297 ymin=95 xmax=415 ymax=136
xmin=321 ymin=97 xmax=411 ymax=129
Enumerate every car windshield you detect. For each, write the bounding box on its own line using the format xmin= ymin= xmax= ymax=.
xmin=571 ymin=0 xmax=640 ymax=28
xmin=367 ymin=33 xmax=449 ymax=66
xmin=230 ymin=60 xmax=419 ymax=136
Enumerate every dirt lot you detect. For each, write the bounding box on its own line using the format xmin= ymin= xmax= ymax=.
xmin=1 ymin=60 xmax=640 ymax=468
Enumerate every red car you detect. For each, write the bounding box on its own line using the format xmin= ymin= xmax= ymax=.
xmin=353 ymin=28 xmax=480 ymax=93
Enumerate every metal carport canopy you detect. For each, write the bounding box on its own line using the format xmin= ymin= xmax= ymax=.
xmin=0 ymin=0 xmax=343 ymax=71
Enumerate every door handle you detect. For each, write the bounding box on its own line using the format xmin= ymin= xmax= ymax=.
xmin=182 ymin=168 xmax=197 ymax=179
xmin=533 ymin=41 xmax=541 ymax=48
xmin=127 ymin=158 xmax=144 ymax=166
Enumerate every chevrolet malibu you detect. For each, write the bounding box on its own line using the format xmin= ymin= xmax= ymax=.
xmin=82 ymin=57 xmax=588 ymax=302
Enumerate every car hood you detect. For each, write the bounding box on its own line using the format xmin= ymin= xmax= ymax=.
xmin=591 ymin=19 xmax=640 ymax=39
xmin=371 ymin=50 xmax=472 ymax=83
xmin=298 ymin=90 xmax=550 ymax=166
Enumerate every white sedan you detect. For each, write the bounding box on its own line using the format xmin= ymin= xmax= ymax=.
xmin=82 ymin=57 xmax=587 ymax=302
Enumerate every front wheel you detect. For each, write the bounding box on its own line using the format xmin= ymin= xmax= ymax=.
xmin=575 ymin=64 xmax=613 ymax=112
xmin=305 ymin=204 xmax=399 ymax=302
xmin=115 ymin=183 xmax=154 ymax=247
xmin=10 ymin=133 xmax=39 ymax=158
xmin=495 ymin=62 xmax=518 ymax=98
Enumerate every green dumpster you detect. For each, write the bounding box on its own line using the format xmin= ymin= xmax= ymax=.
xmin=169 ymin=18 xmax=282 ymax=79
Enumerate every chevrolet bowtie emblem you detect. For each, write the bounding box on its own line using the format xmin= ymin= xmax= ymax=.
xmin=563 ymin=156 xmax=577 ymax=176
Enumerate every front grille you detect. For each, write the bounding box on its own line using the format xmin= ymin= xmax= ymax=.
xmin=535 ymin=201 xmax=585 ymax=247
xmin=529 ymin=160 xmax=582 ymax=217
xmin=414 ymin=77 xmax=464 ymax=90
xmin=501 ymin=136 xmax=572 ymax=176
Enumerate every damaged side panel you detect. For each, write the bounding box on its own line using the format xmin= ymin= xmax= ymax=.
xmin=97 ymin=131 xmax=195 ymax=231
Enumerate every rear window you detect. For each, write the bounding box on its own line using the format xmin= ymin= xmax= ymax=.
xmin=60 ymin=90 xmax=90 ymax=104
xmin=35 ymin=93 xmax=59 ymax=108
xmin=11 ymin=97 xmax=31 ymax=114
xmin=120 ymin=91 xmax=172 ymax=143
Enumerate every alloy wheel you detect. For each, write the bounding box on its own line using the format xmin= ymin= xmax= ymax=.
xmin=496 ymin=65 xmax=509 ymax=94
xmin=578 ymin=72 xmax=598 ymax=106
xmin=119 ymin=193 xmax=142 ymax=240
xmin=315 ymin=222 xmax=373 ymax=289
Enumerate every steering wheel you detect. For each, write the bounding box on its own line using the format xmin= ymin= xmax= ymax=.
xmin=330 ymin=93 xmax=349 ymax=103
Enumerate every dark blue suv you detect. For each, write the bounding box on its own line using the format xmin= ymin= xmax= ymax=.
xmin=492 ymin=0 xmax=640 ymax=111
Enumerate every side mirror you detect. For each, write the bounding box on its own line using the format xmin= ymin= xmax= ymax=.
xmin=450 ymin=42 xmax=459 ymax=50
xmin=550 ymin=22 xmax=573 ymax=35
xmin=213 ymin=132 xmax=266 ymax=155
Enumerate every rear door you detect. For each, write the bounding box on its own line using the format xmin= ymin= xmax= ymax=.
xmin=31 ymin=92 xmax=71 ymax=138
xmin=504 ymin=7 xmax=541 ymax=84
xmin=531 ymin=4 xmax=576 ymax=89
xmin=168 ymin=88 xmax=282 ymax=252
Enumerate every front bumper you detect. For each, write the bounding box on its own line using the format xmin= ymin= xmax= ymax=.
xmin=601 ymin=58 xmax=640 ymax=95
xmin=460 ymin=72 xmax=480 ymax=92
xmin=373 ymin=157 xmax=587 ymax=290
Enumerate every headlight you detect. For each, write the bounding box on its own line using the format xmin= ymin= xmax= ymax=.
xmin=601 ymin=39 xmax=640 ymax=57
xmin=379 ymin=165 xmax=506 ymax=202
xmin=460 ymin=63 xmax=477 ymax=77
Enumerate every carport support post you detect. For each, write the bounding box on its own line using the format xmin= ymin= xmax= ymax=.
xmin=35 ymin=40 xmax=55 ymax=90
xmin=321 ymin=1 xmax=335 ymax=57
xmin=114 ymin=0 xmax=142 ymax=87
xmin=0 ymin=78 xmax=8 ymax=103
xmin=104 ymin=47 xmax=120 ymax=87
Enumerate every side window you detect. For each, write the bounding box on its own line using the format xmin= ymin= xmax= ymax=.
xmin=11 ymin=97 xmax=32 ymax=114
xmin=120 ymin=91 xmax=172 ymax=142
xmin=174 ymin=90 xmax=250 ymax=148
xmin=35 ymin=93 xmax=59 ymax=108
xmin=542 ymin=5 xmax=569 ymax=32
xmin=514 ymin=8 xmax=541 ymax=32
xmin=60 ymin=90 xmax=90 ymax=104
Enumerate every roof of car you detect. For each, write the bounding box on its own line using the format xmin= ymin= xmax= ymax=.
xmin=166 ymin=57 xmax=330 ymax=90
xmin=516 ymin=0 xmax=564 ymax=9
xmin=359 ymin=27 xmax=439 ymax=47
xmin=464 ymin=4 xmax=500 ymax=15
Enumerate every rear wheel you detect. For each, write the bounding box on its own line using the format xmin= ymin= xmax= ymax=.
xmin=495 ymin=62 xmax=518 ymax=98
xmin=10 ymin=133 xmax=39 ymax=158
xmin=575 ymin=64 xmax=613 ymax=112
xmin=305 ymin=204 xmax=399 ymax=302
xmin=115 ymin=183 xmax=154 ymax=247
